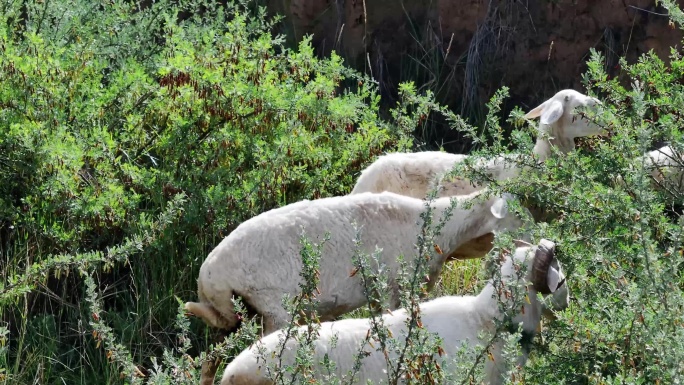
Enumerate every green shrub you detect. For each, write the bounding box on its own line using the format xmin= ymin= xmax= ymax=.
xmin=4 ymin=0 xmax=684 ymax=384
xmin=0 ymin=1 xmax=418 ymax=383
xmin=448 ymin=9 xmax=684 ymax=381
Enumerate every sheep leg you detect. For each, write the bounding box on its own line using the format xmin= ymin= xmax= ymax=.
xmin=262 ymin=309 xmax=292 ymax=335
xmin=184 ymin=302 xmax=236 ymax=384
xmin=201 ymin=361 xmax=218 ymax=385
xmin=200 ymin=330 xmax=227 ymax=385
xmin=194 ymin=323 xmax=235 ymax=385
xmin=186 ymin=293 xmax=241 ymax=385
xmin=388 ymin=284 xmax=402 ymax=310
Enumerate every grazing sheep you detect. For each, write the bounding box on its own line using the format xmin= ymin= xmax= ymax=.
xmin=185 ymin=190 xmax=522 ymax=334
xmin=350 ymin=151 xmax=472 ymax=196
xmin=613 ymin=145 xmax=684 ymax=200
xmin=643 ymin=145 xmax=684 ymax=195
xmin=350 ymin=151 xmax=522 ymax=197
xmin=220 ymin=239 xmax=568 ymax=385
xmin=186 ymin=190 xmax=523 ymax=385
xmin=349 ymin=89 xmax=602 ymax=260
xmin=351 ymin=89 xmax=604 ymax=199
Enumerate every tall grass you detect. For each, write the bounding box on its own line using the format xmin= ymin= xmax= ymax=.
xmin=436 ymin=258 xmax=485 ymax=297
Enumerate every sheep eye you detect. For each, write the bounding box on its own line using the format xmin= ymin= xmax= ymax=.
xmin=565 ymin=96 xmax=570 ymax=102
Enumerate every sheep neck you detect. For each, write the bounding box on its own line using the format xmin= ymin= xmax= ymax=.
xmin=475 ymin=283 xmax=534 ymax=351
xmin=533 ymin=122 xmax=576 ymax=161
xmin=431 ymin=197 xmax=496 ymax=259
xmin=471 ymin=284 xmax=501 ymax=330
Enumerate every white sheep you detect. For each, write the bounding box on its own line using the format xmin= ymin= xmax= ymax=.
xmin=643 ymin=145 xmax=684 ymax=195
xmin=185 ymin=190 xmax=522 ymax=334
xmin=612 ymin=145 xmax=684 ymax=199
xmin=349 ymin=89 xmax=602 ymax=260
xmin=350 ymin=151 xmax=517 ymax=197
xmin=219 ymin=239 xmax=568 ymax=385
xmin=351 ymin=89 xmax=603 ymax=199
xmin=186 ymin=190 xmax=524 ymax=385
xmin=350 ymin=151 xmax=473 ymax=196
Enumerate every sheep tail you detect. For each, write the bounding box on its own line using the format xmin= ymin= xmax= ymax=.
xmin=185 ymin=280 xmax=241 ymax=330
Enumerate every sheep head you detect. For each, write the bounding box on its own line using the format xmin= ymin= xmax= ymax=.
xmin=529 ymin=239 xmax=570 ymax=319
xmin=530 ymin=239 xmax=565 ymax=295
xmin=525 ymin=89 xmax=604 ymax=145
xmin=496 ymin=239 xmax=569 ymax=337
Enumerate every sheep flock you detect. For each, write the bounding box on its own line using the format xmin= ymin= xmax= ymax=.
xmin=184 ymin=89 xmax=681 ymax=385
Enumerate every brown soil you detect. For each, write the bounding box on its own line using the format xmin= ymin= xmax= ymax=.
xmin=266 ymin=0 xmax=684 ymax=148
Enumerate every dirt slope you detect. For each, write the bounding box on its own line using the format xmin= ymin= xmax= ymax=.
xmin=267 ymin=0 xmax=683 ymax=132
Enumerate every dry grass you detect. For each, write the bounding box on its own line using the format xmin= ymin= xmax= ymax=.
xmin=461 ymin=0 xmax=521 ymax=122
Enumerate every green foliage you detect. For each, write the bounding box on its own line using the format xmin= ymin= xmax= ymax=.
xmin=0 ymin=1 xmax=418 ymax=383
xmin=451 ymin=41 xmax=684 ymax=385
xmin=4 ymin=0 xmax=684 ymax=384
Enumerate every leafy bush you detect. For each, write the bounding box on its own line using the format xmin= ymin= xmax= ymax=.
xmin=518 ymin=45 xmax=684 ymax=383
xmin=240 ymin=3 xmax=684 ymax=382
xmin=446 ymin=4 xmax=684 ymax=381
xmin=0 ymin=0 xmax=418 ymax=383
xmin=4 ymin=0 xmax=684 ymax=384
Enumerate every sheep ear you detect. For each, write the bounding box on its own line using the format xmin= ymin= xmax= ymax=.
xmin=524 ymin=101 xmax=547 ymax=119
xmin=546 ymin=265 xmax=561 ymax=293
xmin=490 ymin=196 xmax=509 ymax=219
xmin=540 ymin=100 xmax=564 ymax=125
